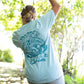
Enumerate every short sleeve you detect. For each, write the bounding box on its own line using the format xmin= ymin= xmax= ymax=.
xmin=38 ymin=9 xmax=55 ymax=31
xmin=12 ymin=31 xmax=22 ymax=48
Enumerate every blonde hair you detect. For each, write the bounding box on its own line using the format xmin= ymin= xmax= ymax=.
xmin=21 ymin=5 xmax=36 ymax=23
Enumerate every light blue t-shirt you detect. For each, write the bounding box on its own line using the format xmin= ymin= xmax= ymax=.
xmin=12 ymin=10 xmax=63 ymax=83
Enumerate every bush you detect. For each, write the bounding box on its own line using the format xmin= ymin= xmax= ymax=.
xmin=0 ymin=49 xmax=13 ymax=63
xmin=65 ymin=75 xmax=74 ymax=84
xmin=65 ymin=75 xmax=84 ymax=84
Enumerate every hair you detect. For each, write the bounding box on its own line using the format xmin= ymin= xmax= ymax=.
xmin=21 ymin=5 xmax=36 ymax=23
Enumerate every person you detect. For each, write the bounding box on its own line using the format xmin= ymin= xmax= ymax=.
xmin=12 ymin=0 xmax=65 ymax=84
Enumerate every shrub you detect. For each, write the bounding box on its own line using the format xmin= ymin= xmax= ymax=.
xmin=0 ymin=49 xmax=13 ymax=62
xmin=65 ymin=75 xmax=84 ymax=84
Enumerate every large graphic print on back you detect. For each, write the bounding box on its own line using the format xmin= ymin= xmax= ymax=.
xmin=20 ymin=30 xmax=48 ymax=64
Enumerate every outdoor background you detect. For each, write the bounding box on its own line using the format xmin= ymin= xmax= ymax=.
xmin=0 ymin=0 xmax=84 ymax=84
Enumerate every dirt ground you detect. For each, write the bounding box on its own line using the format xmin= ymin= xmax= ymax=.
xmin=0 ymin=62 xmax=28 ymax=84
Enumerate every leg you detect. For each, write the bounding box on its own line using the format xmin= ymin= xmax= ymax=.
xmin=46 ymin=76 xmax=65 ymax=84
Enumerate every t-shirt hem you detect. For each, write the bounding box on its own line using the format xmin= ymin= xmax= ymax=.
xmin=27 ymin=74 xmax=63 ymax=83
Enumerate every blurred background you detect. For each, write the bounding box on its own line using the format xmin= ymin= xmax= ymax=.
xmin=0 ymin=0 xmax=84 ymax=84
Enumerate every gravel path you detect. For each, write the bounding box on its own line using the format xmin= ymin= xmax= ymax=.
xmin=0 ymin=62 xmax=28 ymax=84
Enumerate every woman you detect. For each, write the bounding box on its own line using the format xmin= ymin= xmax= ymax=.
xmin=12 ymin=0 xmax=65 ymax=84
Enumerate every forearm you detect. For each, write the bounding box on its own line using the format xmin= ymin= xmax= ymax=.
xmin=49 ymin=0 xmax=60 ymax=8
xmin=49 ymin=0 xmax=61 ymax=16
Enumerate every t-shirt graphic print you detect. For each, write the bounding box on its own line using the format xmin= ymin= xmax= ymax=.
xmin=20 ymin=30 xmax=48 ymax=64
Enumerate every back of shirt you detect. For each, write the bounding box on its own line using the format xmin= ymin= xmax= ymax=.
xmin=12 ymin=10 xmax=63 ymax=83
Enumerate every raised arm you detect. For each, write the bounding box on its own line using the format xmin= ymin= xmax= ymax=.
xmin=49 ymin=0 xmax=61 ymax=17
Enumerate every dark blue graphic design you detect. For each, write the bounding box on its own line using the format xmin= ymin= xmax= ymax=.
xmin=20 ymin=30 xmax=48 ymax=64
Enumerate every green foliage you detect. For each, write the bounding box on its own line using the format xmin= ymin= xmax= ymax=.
xmin=0 ymin=0 xmax=25 ymax=31
xmin=62 ymin=59 xmax=77 ymax=77
xmin=65 ymin=75 xmax=74 ymax=84
xmin=74 ymin=0 xmax=84 ymax=16
xmin=65 ymin=75 xmax=84 ymax=84
xmin=0 ymin=49 xmax=13 ymax=63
